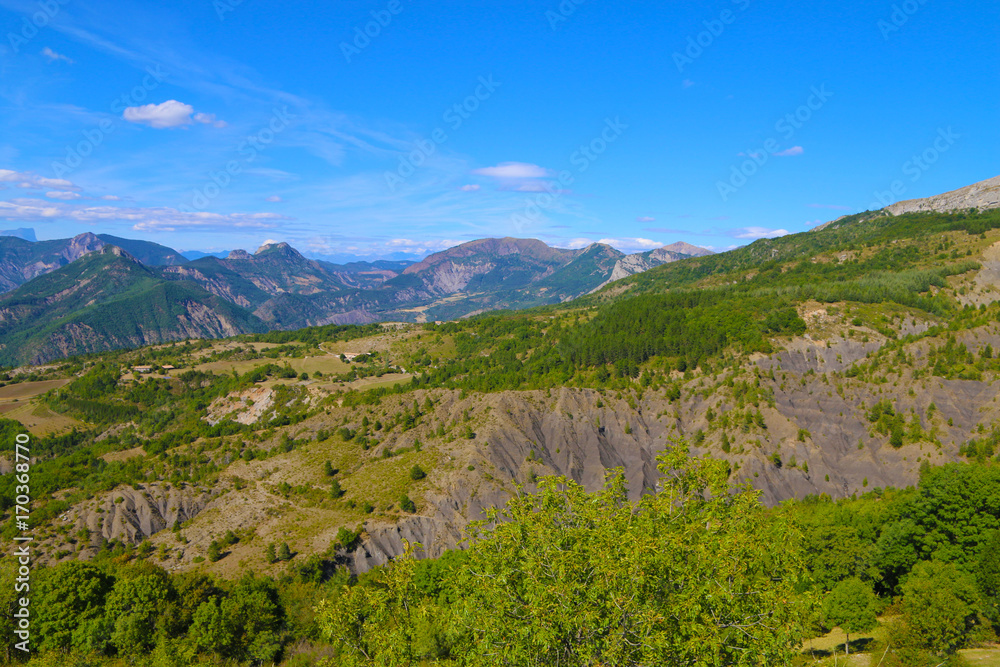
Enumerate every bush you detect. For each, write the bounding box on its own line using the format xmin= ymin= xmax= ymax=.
xmin=409 ymin=464 xmax=426 ymax=481
xmin=399 ymin=495 xmax=416 ymax=513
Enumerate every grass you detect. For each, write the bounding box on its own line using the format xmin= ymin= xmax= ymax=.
xmin=0 ymin=398 xmax=83 ymax=435
xmin=0 ymin=378 xmax=71 ymax=401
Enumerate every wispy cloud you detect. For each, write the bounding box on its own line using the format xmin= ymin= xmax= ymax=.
xmin=41 ymin=47 xmax=74 ymax=64
xmin=472 ymin=162 xmax=551 ymax=179
xmin=636 ymin=216 xmax=655 ymax=222
xmin=731 ymin=226 xmax=790 ymax=240
xmin=0 ymin=197 xmax=287 ymax=232
xmin=0 ymin=169 xmax=78 ymax=190
xmin=123 ymin=100 xmax=226 ymax=129
xmin=775 ymin=146 xmax=804 ymax=157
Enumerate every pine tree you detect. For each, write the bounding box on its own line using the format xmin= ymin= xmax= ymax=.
xmin=277 ymin=542 xmax=292 ymax=562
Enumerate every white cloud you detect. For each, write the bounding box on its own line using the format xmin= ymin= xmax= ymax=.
xmin=472 ymin=162 xmax=551 ymax=179
xmin=122 ymin=100 xmax=225 ymax=129
xmin=0 ymin=197 xmax=288 ymax=233
xmin=265 ymin=195 xmax=283 ymax=203
xmin=41 ymin=47 xmax=74 ymax=64
xmin=460 ymin=184 xmax=480 ymax=192
xmin=101 ymin=195 xmax=120 ymax=201
xmin=45 ymin=191 xmax=81 ymax=200
xmin=775 ymin=146 xmax=804 ymax=157
xmin=636 ymin=216 xmax=655 ymax=223
xmin=731 ymin=227 xmax=790 ymax=240
xmin=0 ymin=170 xmax=78 ymax=191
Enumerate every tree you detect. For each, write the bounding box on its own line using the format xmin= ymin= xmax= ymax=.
xmin=455 ymin=444 xmax=807 ymax=665
xmin=317 ymin=541 xmax=422 ymax=667
xmin=330 ymin=479 xmax=344 ymax=499
xmin=104 ymin=573 xmax=174 ymax=656
xmin=265 ymin=543 xmax=277 ymax=564
xmin=822 ymin=577 xmax=877 ymax=655
xmin=207 ymin=540 xmax=223 ymax=562
xmin=324 ymin=460 xmax=336 ymax=476
xmin=901 ymin=560 xmax=981 ymax=655
xmin=277 ymin=542 xmax=292 ymax=562
xmin=34 ymin=561 xmax=114 ymax=653
xmin=409 ymin=464 xmax=426 ymax=481
xmin=190 ymin=574 xmax=285 ymax=663
xmin=977 ymin=529 xmax=1000 ymax=623
xmin=399 ymin=494 xmax=416 ymax=513
xmin=316 ymin=445 xmax=815 ymax=665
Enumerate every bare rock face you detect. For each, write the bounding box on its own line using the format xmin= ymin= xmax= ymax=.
xmin=886 ymin=175 xmax=1000 ymax=215
xmin=64 ymin=484 xmax=215 ymax=545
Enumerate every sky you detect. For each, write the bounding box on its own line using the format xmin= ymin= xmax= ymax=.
xmin=0 ymin=0 xmax=997 ymax=261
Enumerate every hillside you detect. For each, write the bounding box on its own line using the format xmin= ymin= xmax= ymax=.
xmin=886 ymin=173 xmax=1000 ymax=215
xmin=0 ymin=245 xmax=267 ymax=365
xmin=0 ymin=231 xmax=185 ymax=293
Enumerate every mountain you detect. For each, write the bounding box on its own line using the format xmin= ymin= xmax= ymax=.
xmin=96 ymin=234 xmax=187 ymax=266
xmin=0 ymin=232 xmax=185 ymax=293
xmin=0 ymin=245 xmax=266 ymax=365
xmin=595 ymin=242 xmax=713 ymax=290
xmin=886 ymin=174 xmax=1000 ymax=215
xmin=0 ymin=227 xmax=35 ymax=242
xmin=180 ymin=250 xmax=230 ymax=261
xmin=0 ymin=232 xmax=106 ymax=292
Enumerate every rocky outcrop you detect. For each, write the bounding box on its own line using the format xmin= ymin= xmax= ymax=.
xmin=64 ymin=483 xmax=215 ymax=545
xmin=886 ymin=175 xmax=1000 ymax=215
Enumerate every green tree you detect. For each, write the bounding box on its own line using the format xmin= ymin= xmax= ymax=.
xmin=277 ymin=542 xmax=292 ymax=562
xmin=977 ymin=529 xmax=1000 ymax=623
xmin=447 ymin=444 xmax=806 ymax=665
xmin=317 ymin=541 xmax=422 ymax=667
xmin=207 ymin=540 xmax=223 ymax=562
xmin=822 ymin=577 xmax=877 ymax=655
xmin=399 ymin=494 xmax=416 ymax=513
xmin=190 ymin=574 xmax=285 ymax=663
xmin=330 ymin=479 xmax=344 ymax=499
xmin=104 ymin=573 xmax=174 ymax=656
xmin=265 ymin=543 xmax=277 ymax=564
xmin=409 ymin=464 xmax=426 ymax=481
xmin=34 ymin=561 xmax=114 ymax=653
xmin=901 ymin=560 xmax=981 ymax=655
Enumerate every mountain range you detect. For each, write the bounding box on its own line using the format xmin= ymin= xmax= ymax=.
xmin=0 ymin=232 xmax=710 ymax=365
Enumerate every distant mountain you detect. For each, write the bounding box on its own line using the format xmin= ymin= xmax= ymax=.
xmin=96 ymin=234 xmax=187 ymax=266
xmin=594 ymin=242 xmax=714 ymax=291
xmin=0 ymin=234 xmax=717 ymax=362
xmin=0 ymin=232 xmax=106 ymax=292
xmin=0 ymin=228 xmax=35 ymax=242
xmin=886 ymin=175 xmax=1000 ymax=215
xmin=0 ymin=232 xmax=186 ymax=293
xmin=180 ymin=250 xmax=230 ymax=261
xmin=0 ymin=245 xmax=266 ymax=366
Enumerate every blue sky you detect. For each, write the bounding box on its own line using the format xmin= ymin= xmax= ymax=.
xmin=0 ymin=0 xmax=997 ymax=260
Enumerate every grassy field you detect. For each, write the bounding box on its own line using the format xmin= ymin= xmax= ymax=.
xmin=0 ymin=399 xmax=82 ymax=435
xmin=797 ymin=623 xmax=1000 ymax=666
xmin=0 ymin=378 xmax=70 ymax=401
xmin=192 ymin=353 xmax=350 ymax=377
